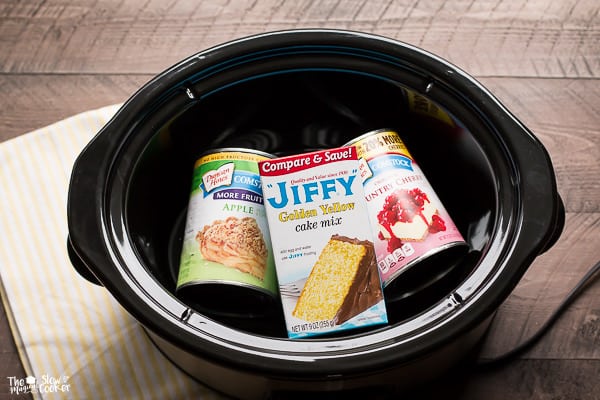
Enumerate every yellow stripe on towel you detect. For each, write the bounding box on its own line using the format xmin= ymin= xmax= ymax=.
xmin=0 ymin=105 xmax=221 ymax=399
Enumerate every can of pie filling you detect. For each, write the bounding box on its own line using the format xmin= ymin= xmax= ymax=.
xmin=176 ymin=148 xmax=278 ymax=317
xmin=344 ymin=129 xmax=468 ymax=298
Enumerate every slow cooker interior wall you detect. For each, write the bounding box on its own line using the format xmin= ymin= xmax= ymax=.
xmin=126 ymin=70 xmax=496 ymax=332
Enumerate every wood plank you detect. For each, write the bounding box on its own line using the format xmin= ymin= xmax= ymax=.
xmin=479 ymin=77 xmax=600 ymax=214
xmin=0 ymin=0 xmax=598 ymax=77
xmin=0 ymin=74 xmax=151 ymax=141
xmin=478 ymin=212 xmax=600 ymax=360
xmin=399 ymin=359 xmax=600 ymax=399
xmin=0 ymin=296 xmax=30 ymax=400
xmin=459 ymin=360 xmax=600 ymax=400
xmin=0 ymin=282 xmax=31 ymax=400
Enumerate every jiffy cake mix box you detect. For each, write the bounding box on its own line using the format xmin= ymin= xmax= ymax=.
xmin=259 ymin=147 xmax=388 ymax=338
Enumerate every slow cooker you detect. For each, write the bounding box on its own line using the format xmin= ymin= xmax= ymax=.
xmin=67 ymin=29 xmax=564 ymax=399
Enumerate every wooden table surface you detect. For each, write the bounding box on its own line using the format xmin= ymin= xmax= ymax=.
xmin=1 ymin=1 xmax=599 ymax=399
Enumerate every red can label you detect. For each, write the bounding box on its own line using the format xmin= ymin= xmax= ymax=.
xmin=346 ymin=129 xmax=467 ymax=287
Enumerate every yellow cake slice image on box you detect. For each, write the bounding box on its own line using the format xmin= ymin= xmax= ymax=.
xmin=292 ymin=234 xmax=383 ymax=325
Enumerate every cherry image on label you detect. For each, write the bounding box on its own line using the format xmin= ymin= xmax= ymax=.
xmin=377 ymin=188 xmax=446 ymax=252
xmin=429 ymin=214 xmax=446 ymax=233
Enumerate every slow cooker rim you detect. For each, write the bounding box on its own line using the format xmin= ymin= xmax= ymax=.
xmin=67 ymin=29 xmax=561 ymax=377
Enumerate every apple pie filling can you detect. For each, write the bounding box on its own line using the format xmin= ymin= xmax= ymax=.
xmin=176 ymin=148 xmax=278 ymax=317
xmin=344 ymin=129 xmax=468 ymax=294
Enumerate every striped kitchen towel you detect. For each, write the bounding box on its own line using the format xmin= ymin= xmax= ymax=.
xmin=0 ymin=105 xmax=226 ymax=399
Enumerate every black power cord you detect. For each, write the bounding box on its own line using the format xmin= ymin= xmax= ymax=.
xmin=477 ymin=258 xmax=600 ymax=368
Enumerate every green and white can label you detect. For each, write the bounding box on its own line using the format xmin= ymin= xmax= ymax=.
xmin=176 ymin=149 xmax=278 ymax=304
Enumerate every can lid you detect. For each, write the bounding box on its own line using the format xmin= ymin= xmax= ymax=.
xmin=196 ymin=147 xmax=277 ymax=161
xmin=342 ymin=128 xmax=397 ymax=147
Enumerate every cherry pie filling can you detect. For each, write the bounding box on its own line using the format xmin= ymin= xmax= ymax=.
xmin=176 ymin=148 xmax=278 ymax=317
xmin=344 ymin=129 xmax=469 ymax=299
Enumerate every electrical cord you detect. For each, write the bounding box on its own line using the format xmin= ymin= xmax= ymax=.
xmin=477 ymin=258 xmax=600 ymax=369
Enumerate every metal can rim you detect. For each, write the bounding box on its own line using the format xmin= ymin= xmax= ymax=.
xmin=342 ymin=128 xmax=398 ymax=147
xmin=196 ymin=147 xmax=277 ymax=161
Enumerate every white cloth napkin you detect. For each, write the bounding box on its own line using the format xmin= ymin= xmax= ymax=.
xmin=0 ymin=105 xmax=226 ymax=399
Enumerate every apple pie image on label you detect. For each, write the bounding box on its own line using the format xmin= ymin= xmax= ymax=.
xmin=196 ymin=216 xmax=268 ymax=280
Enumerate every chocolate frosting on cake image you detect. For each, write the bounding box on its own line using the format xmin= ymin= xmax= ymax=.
xmin=293 ymin=234 xmax=383 ymax=325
